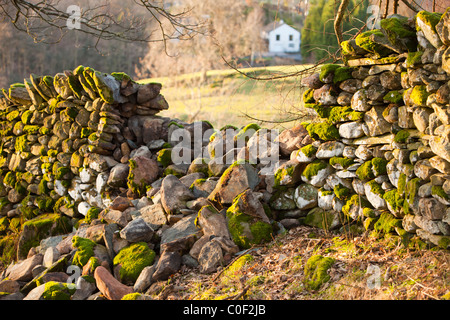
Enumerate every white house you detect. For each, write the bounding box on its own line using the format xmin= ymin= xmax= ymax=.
xmin=262 ymin=20 xmax=301 ymax=54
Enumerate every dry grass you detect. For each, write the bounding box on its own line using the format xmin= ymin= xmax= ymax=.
xmin=150 ymin=226 xmax=450 ymax=300
xmin=138 ymin=65 xmax=319 ymax=130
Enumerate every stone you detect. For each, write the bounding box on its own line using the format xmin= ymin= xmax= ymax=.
xmin=315 ymin=141 xmax=345 ymax=159
xmin=364 ymin=181 xmax=386 ymax=209
xmin=72 ymin=277 xmax=97 ymax=300
xmin=414 ymin=216 xmax=441 ymax=234
xmin=364 ymin=106 xmax=391 ymax=136
xmin=198 ymin=241 xmax=224 ymax=274
xmin=43 ymin=247 xmax=61 ymax=268
xmin=338 ymin=121 xmax=365 ymax=139
xmin=140 ymin=203 xmax=168 ymax=230
xmin=107 ymin=163 xmax=129 ymax=188
xmin=379 ymin=71 xmax=402 ymax=90
xmin=402 ymin=214 xmax=418 ymax=233
xmin=416 ymin=11 xmax=443 ymax=49
xmin=294 ymin=184 xmax=318 ymax=210
xmin=160 ymin=175 xmax=195 ymax=215
xmin=94 ymin=266 xmax=133 ymax=300
xmin=414 ymin=159 xmax=438 ymax=182
xmin=301 ymin=160 xmax=334 ymax=187
xmin=270 ymin=188 xmax=297 ymax=210
xmin=436 ymin=9 xmax=450 ymax=46
xmin=301 ymin=73 xmax=324 ymax=89
xmin=5 ymin=254 xmax=43 ymax=282
xmin=429 ymin=156 xmax=450 ymax=174
xmin=419 ymin=198 xmax=446 ymax=220
xmin=351 ymin=89 xmax=370 ymax=112
xmin=413 ymin=107 xmax=433 ymax=132
xmin=119 ymin=217 xmax=153 ymax=242
xmin=152 ymin=251 xmax=182 ymax=281
xmin=196 ymin=205 xmax=231 ymax=238
xmin=275 ymin=124 xmax=310 ymax=157
xmin=160 ymin=214 xmax=202 ymax=249
xmin=133 ymin=265 xmax=155 ymax=293
xmin=304 ymin=208 xmax=342 ymax=230
xmin=99 ymin=209 xmax=131 ymax=228
xmin=128 ymin=156 xmax=160 ymax=195
xmin=416 ymin=229 xmax=450 ymax=248
xmin=208 ymin=161 xmax=260 ymax=205
xmin=273 ymin=159 xmax=305 ymax=187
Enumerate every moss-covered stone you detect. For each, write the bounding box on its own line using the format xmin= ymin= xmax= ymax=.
xmin=373 ymin=211 xmax=402 ymax=235
xmin=156 ymin=148 xmax=172 ymax=167
xmin=319 ymin=64 xmax=340 ymax=82
xmin=303 ymin=122 xmax=340 ymax=141
xmin=380 ymin=16 xmax=417 ymax=51
xmin=41 ymin=281 xmax=76 ymax=300
xmin=302 ymin=88 xmax=315 ymax=103
xmin=113 ymin=242 xmax=156 ymax=285
xmin=302 ymin=160 xmax=328 ymax=181
xmin=303 ymin=255 xmax=335 ymax=291
xmin=410 ymin=85 xmax=430 ymax=107
xmin=72 ymin=236 xmax=96 ymax=268
xmin=234 ymin=123 xmax=260 ymax=146
xmin=355 ymin=30 xmax=392 ymax=57
xmin=328 ymin=106 xmax=364 ymax=124
xmin=329 ymin=156 xmax=354 ymax=169
xmin=226 ymin=191 xmax=273 ymax=249
xmin=406 ymin=51 xmax=424 ymax=67
xmin=300 ymin=144 xmax=317 ymax=158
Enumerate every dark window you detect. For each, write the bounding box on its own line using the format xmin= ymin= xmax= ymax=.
xmin=289 ymin=35 xmax=293 ymax=41
xmin=276 ymin=34 xmax=280 ymax=41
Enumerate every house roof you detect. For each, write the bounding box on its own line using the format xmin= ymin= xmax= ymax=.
xmin=262 ymin=20 xmax=300 ymax=35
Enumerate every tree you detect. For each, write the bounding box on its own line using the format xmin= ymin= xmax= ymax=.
xmin=0 ymin=0 xmax=206 ymax=49
xmin=137 ymin=0 xmax=266 ymax=78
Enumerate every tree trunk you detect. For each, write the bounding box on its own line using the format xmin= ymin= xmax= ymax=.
xmin=334 ymin=0 xmax=350 ymax=45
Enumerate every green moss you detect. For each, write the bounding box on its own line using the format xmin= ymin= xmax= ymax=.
xmin=122 ymin=293 xmax=143 ymax=300
xmin=328 ymin=106 xmax=363 ymax=124
xmin=21 ymin=110 xmax=33 ymax=124
xmin=383 ymin=189 xmax=404 ymax=212
xmin=371 ymin=157 xmax=387 ymax=176
xmin=226 ymin=192 xmax=273 ymax=249
xmin=373 ymin=211 xmax=402 ymax=235
xmin=380 ymin=16 xmax=417 ymax=51
xmin=113 ymin=242 xmax=156 ymax=284
xmin=306 ymin=104 xmax=331 ymax=118
xmin=355 ymin=30 xmax=392 ymax=57
xmin=72 ymin=236 xmax=96 ymax=267
xmin=342 ymin=194 xmax=372 ymax=218
xmin=85 ymin=207 xmax=100 ymax=224
xmin=41 ymin=281 xmax=76 ymax=300
xmin=403 ymin=178 xmax=420 ymax=214
xmin=234 ymin=123 xmax=260 ymax=145
xmin=3 ymin=172 xmax=16 ymax=188
xmin=356 ymin=161 xmax=375 ymax=180
xmin=304 ymin=122 xmax=340 ymax=141
xmin=6 ymin=110 xmax=20 ymax=121
xmin=14 ymin=135 xmax=29 ymax=153
xmin=319 ymin=64 xmax=340 ymax=82
xmin=333 ymin=67 xmax=353 ymax=84
xmin=302 ymin=88 xmax=315 ymax=103
xmin=300 ymin=144 xmax=317 ymax=158
xmin=334 ymin=183 xmax=351 ymax=200
xmin=438 ymin=237 xmax=450 ymax=250
xmin=383 ymin=90 xmax=404 ymax=104
xmin=302 ymin=160 xmax=328 ymax=181
xmin=397 ymin=173 xmax=407 ymax=196
xmin=156 ymin=148 xmax=172 ymax=167
xmin=416 ymin=11 xmax=442 ymax=31
xmin=168 ymin=121 xmax=184 ymax=129
xmin=431 ymin=185 xmax=450 ymax=202
xmin=329 ymin=156 xmax=354 ymax=169
xmin=410 ymin=85 xmax=430 ymax=106
xmin=36 ymin=195 xmax=54 ymax=211
xmin=341 ymin=40 xmax=355 ymax=56
xmin=406 ymin=51 xmax=423 ymax=67
xmin=367 ymin=180 xmax=384 ymax=197
xmin=303 ymin=255 xmax=335 ymax=291
xmin=221 ymin=254 xmax=254 ymax=284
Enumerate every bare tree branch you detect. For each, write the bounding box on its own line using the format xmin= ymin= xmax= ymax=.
xmin=334 ymin=0 xmax=350 ymax=45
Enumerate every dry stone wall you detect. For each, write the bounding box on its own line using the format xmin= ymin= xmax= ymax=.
xmin=297 ymin=9 xmax=450 ymax=248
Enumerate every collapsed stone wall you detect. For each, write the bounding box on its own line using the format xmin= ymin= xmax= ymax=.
xmin=293 ymin=9 xmax=450 ymax=248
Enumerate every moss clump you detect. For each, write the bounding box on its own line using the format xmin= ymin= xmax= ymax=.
xmin=3 ymin=172 xmax=16 ymax=188
xmin=234 ymin=123 xmax=260 ymax=145
xmin=403 ymin=178 xmax=420 ymax=214
xmin=356 ymin=161 xmax=375 ymax=180
xmin=304 ymin=122 xmax=340 ymax=141
xmin=372 ymin=157 xmax=387 ymax=176
xmin=21 ymin=110 xmax=33 ymax=124
xmin=226 ymin=192 xmax=273 ymax=249
xmin=431 ymin=185 xmax=450 ymax=202
xmin=328 ymin=106 xmax=364 ymax=124
xmin=85 ymin=207 xmax=100 ymax=224
xmin=305 ymin=104 xmax=331 ymax=119
xmin=300 ymin=144 xmax=317 ymax=158
xmin=334 ymin=183 xmax=351 ymax=200
xmin=156 ymin=148 xmax=172 ymax=167
xmin=410 ymin=85 xmax=430 ymax=106
xmin=383 ymin=90 xmax=404 ymax=104
xmin=329 ymin=156 xmax=354 ymax=169
xmin=41 ymin=281 xmax=76 ymax=300
xmin=319 ymin=64 xmax=340 ymax=82
xmin=122 ymin=293 xmax=143 ymax=300
xmin=302 ymin=160 xmax=328 ymax=181
xmin=367 ymin=180 xmax=384 ymax=197
xmin=380 ymin=16 xmax=417 ymax=51
xmin=72 ymin=236 xmax=96 ymax=268
xmin=373 ymin=211 xmax=402 ymax=235
xmin=383 ymin=189 xmax=404 ymax=212
xmin=333 ymin=67 xmax=353 ymax=84
xmin=416 ymin=11 xmax=443 ymax=32
xmin=14 ymin=135 xmax=29 ymax=153
xmin=355 ymin=30 xmax=392 ymax=57
xmin=342 ymin=194 xmax=372 ymax=218
xmin=302 ymin=88 xmax=315 ymax=103
xmin=113 ymin=242 xmax=156 ymax=284
xmin=303 ymin=255 xmax=335 ymax=291
xmin=406 ymin=51 xmax=423 ymax=67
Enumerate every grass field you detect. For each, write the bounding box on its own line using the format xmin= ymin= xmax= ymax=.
xmin=139 ymin=64 xmax=319 ymax=130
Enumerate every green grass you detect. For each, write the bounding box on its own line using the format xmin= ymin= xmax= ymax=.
xmin=138 ymin=65 xmax=318 ymax=130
